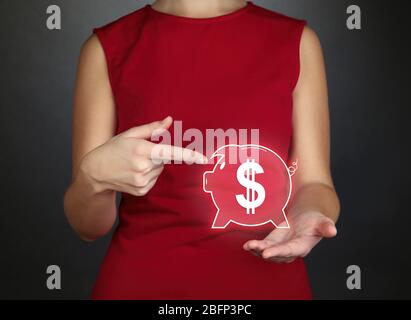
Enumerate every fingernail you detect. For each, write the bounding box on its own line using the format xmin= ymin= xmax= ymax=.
xmin=195 ymin=156 xmax=208 ymax=164
xmin=162 ymin=116 xmax=171 ymax=123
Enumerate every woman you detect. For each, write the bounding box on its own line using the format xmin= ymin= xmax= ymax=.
xmin=64 ymin=0 xmax=340 ymax=299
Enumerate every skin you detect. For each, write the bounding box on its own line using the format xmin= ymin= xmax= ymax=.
xmin=64 ymin=0 xmax=340 ymax=264
xmin=151 ymin=0 xmax=249 ymax=17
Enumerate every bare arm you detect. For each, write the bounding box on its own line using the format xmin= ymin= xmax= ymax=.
xmin=63 ymin=35 xmax=117 ymax=241
xmin=244 ymin=26 xmax=340 ymax=262
xmin=288 ymin=25 xmax=340 ymax=223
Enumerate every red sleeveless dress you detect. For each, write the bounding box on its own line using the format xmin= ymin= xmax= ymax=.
xmin=92 ymin=2 xmax=311 ymax=299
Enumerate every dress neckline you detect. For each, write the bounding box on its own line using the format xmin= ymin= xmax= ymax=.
xmin=146 ymin=1 xmax=253 ymax=24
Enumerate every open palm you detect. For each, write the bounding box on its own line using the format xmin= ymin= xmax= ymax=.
xmin=243 ymin=211 xmax=337 ymax=263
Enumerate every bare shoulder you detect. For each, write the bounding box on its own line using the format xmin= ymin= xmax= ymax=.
xmin=75 ymin=33 xmax=111 ymax=91
xmin=78 ymin=34 xmax=105 ymax=66
xmin=300 ymin=26 xmax=324 ymax=61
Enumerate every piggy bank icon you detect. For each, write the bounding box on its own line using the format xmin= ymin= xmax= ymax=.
xmin=203 ymin=144 xmax=297 ymax=229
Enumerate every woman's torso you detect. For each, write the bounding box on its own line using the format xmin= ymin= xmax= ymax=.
xmin=92 ymin=2 xmax=311 ymax=299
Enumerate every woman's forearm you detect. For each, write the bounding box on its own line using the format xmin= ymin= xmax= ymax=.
xmin=63 ymin=165 xmax=117 ymax=241
xmin=288 ymin=182 xmax=340 ymax=223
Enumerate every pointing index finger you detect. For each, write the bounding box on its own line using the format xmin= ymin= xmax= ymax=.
xmin=150 ymin=144 xmax=208 ymax=165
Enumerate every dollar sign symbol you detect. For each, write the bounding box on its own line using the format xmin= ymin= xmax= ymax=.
xmin=235 ymin=159 xmax=266 ymax=214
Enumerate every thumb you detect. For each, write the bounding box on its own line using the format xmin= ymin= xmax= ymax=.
xmin=318 ymin=220 xmax=337 ymax=238
xmin=122 ymin=116 xmax=173 ymax=139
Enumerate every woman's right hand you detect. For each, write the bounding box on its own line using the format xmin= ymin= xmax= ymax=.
xmin=78 ymin=116 xmax=207 ymax=197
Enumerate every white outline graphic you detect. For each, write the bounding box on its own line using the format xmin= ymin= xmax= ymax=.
xmin=203 ymin=144 xmax=296 ymax=229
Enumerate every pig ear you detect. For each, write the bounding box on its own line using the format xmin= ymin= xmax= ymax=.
xmin=210 ymin=153 xmax=225 ymax=168
xmin=219 ymin=161 xmax=226 ymax=170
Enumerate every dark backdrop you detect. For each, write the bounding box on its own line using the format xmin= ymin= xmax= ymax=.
xmin=0 ymin=0 xmax=409 ymax=299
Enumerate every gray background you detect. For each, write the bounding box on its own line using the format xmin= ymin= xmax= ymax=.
xmin=0 ymin=0 xmax=409 ymax=299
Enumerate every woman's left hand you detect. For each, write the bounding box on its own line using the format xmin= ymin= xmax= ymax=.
xmin=243 ymin=211 xmax=337 ymax=263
